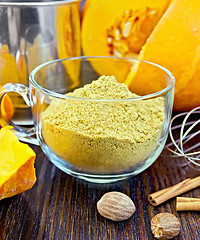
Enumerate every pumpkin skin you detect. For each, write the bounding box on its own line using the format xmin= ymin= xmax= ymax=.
xmin=129 ymin=0 xmax=200 ymax=111
xmin=81 ymin=0 xmax=170 ymax=81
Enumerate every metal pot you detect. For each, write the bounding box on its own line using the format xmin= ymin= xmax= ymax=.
xmin=0 ymin=0 xmax=81 ymax=124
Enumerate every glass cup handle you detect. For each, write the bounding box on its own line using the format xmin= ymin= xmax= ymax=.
xmin=0 ymin=83 xmax=39 ymax=145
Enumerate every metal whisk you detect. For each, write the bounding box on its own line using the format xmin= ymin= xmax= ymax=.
xmin=165 ymin=106 xmax=200 ymax=170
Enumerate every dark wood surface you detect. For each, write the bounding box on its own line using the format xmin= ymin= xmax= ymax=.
xmin=0 ymin=135 xmax=200 ymax=240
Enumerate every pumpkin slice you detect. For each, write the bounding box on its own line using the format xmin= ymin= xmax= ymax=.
xmin=126 ymin=0 xmax=200 ymax=111
xmin=56 ymin=3 xmax=81 ymax=89
xmin=0 ymin=127 xmax=36 ymax=200
xmin=81 ymin=0 xmax=170 ymax=81
xmin=0 ymin=45 xmax=20 ymax=85
xmin=0 ymin=44 xmax=25 ymax=108
xmin=0 ymin=85 xmax=14 ymax=122
xmin=0 ymin=45 xmax=14 ymax=121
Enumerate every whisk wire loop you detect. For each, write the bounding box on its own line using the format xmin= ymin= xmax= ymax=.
xmin=166 ymin=106 xmax=200 ymax=169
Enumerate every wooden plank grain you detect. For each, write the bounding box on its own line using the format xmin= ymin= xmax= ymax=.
xmin=0 ymin=135 xmax=200 ymax=240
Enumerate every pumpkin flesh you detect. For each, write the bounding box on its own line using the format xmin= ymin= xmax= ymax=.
xmin=127 ymin=0 xmax=200 ymax=111
xmin=81 ymin=0 xmax=170 ymax=81
xmin=0 ymin=127 xmax=36 ymax=200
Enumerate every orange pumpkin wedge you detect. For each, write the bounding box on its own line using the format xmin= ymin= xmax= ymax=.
xmin=0 ymin=126 xmax=36 ymax=200
xmin=81 ymin=0 xmax=170 ymax=81
xmin=0 ymin=45 xmax=20 ymax=85
xmin=127 ymin=0 xmax=200 ymax=111
xmin=0 ymin=85 xmax=14 ymax=121
xmin=82 ymin=0 xmax=200 ymax=111
xmin=56 ymin=4 xmax=81 ymax=89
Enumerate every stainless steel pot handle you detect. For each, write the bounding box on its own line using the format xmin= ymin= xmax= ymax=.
xmin=0 ymin=83 xmax=39 ymax=145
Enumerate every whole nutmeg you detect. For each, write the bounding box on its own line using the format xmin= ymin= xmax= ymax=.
xmin=97 ymin=191 xmax=135 ymax=221
xmin=151 ymin=213 xmax=181 ymax=239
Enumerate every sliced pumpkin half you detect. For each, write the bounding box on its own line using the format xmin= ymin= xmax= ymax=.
xmin=82 ymin=0 xmax=200 ymax=111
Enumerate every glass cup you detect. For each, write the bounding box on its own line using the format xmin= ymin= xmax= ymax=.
xmin=0 ymin=0 xmax=81 ymax=125
xmin=0 ymin=56 xmax=175 ymax=183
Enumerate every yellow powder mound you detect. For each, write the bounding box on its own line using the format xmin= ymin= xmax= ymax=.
xmin=41 ymin=76 xmax=165 ymax=173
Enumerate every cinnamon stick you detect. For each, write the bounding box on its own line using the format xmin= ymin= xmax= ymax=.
xmin=176 ymin=197 xmax=200 ymax=211
xmin=148 ymin=176 xmax=200 ymax=206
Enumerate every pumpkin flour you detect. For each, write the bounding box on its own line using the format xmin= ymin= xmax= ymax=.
xmin=41 ymin=76 xmax=165 ymax=173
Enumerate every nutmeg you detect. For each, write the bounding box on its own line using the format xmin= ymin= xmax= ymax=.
xmin=151 ymin=213 xmax=181 ymax=239
xmin=97 ymin=191 xmax=136 ymax=221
